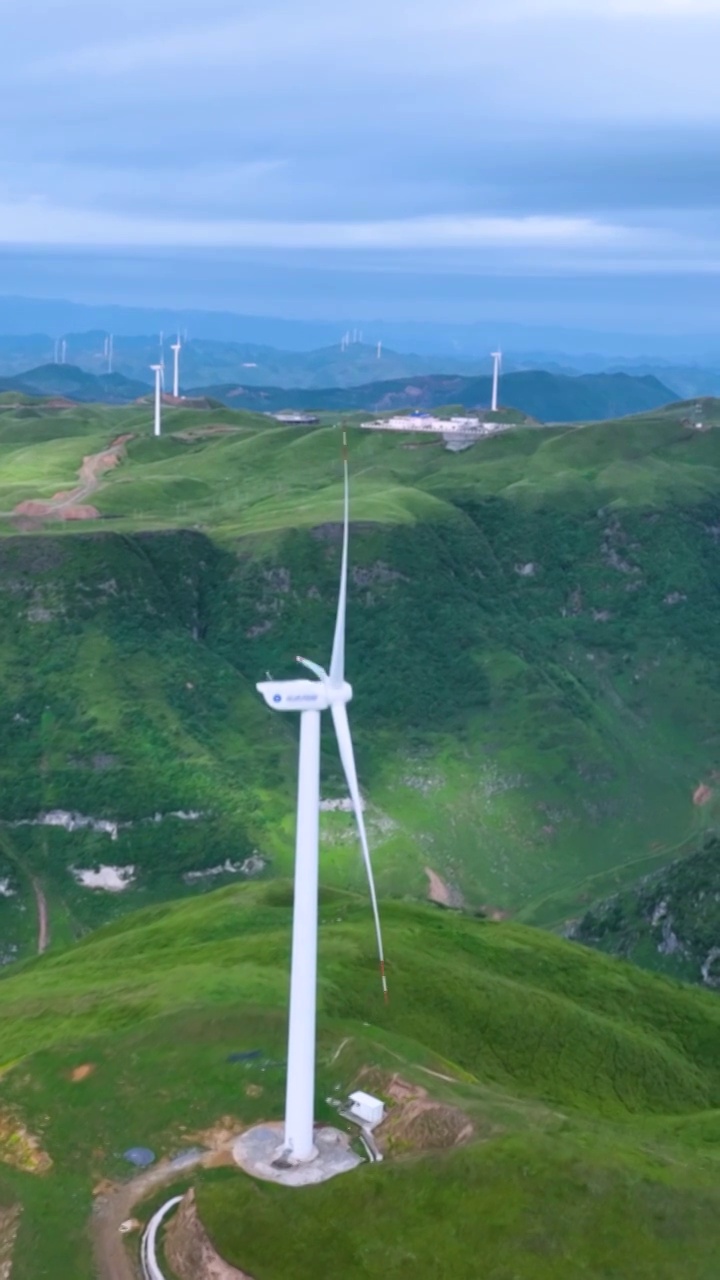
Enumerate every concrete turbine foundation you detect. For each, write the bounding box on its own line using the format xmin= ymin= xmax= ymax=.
xmin=232 ymin=1122 xmax=362 ymax=1187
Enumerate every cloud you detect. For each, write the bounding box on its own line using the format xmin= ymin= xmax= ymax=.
xmin=495 ymin=0 xmax=720 ymax=12
xmin=26 ymin=0 xmax=720 ymax=80
xmin=0 ymin=202 xmax=634 ymax=250
xmin=4 ymin=0 xmax=720 ymax=319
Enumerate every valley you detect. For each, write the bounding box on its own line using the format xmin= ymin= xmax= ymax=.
xmin=0 ymin=397 xmax=719 ymax=963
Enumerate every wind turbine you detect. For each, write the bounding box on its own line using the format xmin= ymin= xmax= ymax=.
xmin=170 ymin=335 xmax=181 ymax=398
xmin=257 ymin=438 xmax=387 ymax=1166
xmin=150 ymin=362 xmax=163 ymax=436
xmin=491 ymin=350 xmax=502 ymax=413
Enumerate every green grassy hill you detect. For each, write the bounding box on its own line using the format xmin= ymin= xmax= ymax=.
xmin=0 ymin=364 xmax=150 ymax=403
xmin=1 ymin=884 xmax=720 ymax=1278
xmin=3 ymin=397 xmax=720 ymax=1276
xmin=1 ymin=400 xmax=720 ymax=960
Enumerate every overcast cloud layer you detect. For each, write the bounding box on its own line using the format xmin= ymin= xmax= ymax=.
xmin=3 ymin=0 xmax=720 ymax=329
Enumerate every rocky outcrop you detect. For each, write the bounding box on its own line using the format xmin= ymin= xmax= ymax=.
xmin=165 ymin=1189 xmax=253 ymax=1280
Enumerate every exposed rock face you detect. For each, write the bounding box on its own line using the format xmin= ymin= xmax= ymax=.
xmin=165 ymin=1189 xmax=253 ymax=1280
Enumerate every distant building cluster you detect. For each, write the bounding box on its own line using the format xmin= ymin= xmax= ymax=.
xmin=359 ymin=413 xmax=508 ymax=436
xmin=269 ymin=412 xmax=320 ymax=424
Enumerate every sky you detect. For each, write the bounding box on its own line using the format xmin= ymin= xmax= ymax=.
xmin=2 ymin=0 xmax=720 ymax=337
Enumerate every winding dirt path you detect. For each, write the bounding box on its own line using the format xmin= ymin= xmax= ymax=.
xmin=30 ymin=876 xmax=49 ymax=954
xmin=12 ymin=433 xmax=133 ymax=523
xmin=0 ymin=833 xmax=49 ymax=957
xmin=92 ymin=1140 xmax=235 ymax=1280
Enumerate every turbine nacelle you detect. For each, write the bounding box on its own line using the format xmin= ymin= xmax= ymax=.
xmin=256 ymin=677 xmax=352 ymax=712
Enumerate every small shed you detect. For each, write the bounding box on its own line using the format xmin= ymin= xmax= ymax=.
xmin=349 ymin=1090 xmax=385 ymax=1126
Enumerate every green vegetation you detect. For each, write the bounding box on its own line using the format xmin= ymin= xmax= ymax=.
xmin=200 ymin=1139 xmax=720 ymax=1280
xmin=1 ymin=395 xmax=720 ymax=1277
xmin=1 ymin=400 xmax=720 ymax=958
xmin=572 ymin=833 xmax=720 ymax=987
xmin=1 ymin=884 xmax=720 ymax=1277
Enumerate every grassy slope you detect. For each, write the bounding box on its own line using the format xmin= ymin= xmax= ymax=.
xmin=1 ymin=884 xmax=720 ymax=1278
xmin=199 ymin=1141 xmax=720 ymax=1280
xmin=1 ymin=402 xmax=720 ymax=958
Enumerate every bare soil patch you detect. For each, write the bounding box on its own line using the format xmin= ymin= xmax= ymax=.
xmin=11 ymin=433 xmax=132 ymax=525
xmin=166 ymin=1188 xmax=253 ymax=1280
xmin=0 ymin=1109 xmax=52 ymax=1173
xmin=355 ymin=1070 xmax=474 ymax=1156
xmin=425 ymin=867 xmax=464 ymax=909
xmin=69 ymin=1063 xmax=96 ymax=1083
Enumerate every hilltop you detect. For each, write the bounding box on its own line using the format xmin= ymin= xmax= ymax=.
xmin=0 ymin=364 xmax=151 ymax=404
xmin=1 ymin=882 xmax=720 ymax=1278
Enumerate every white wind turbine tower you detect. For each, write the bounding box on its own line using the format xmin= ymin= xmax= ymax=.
xmin=170 ymin=335 xmax=182 ymax=398
xmin=257 ymin=439 xmax=387 ymax=1166
xmin=491 ymin=350 xmax=502 ymax=413
xmin=150 ymin=362 xmax=164 ymax=436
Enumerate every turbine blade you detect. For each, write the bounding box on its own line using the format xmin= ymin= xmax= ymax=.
xmin=331 ymin=700 xmax=388 ymax=1000
xmin=329 ymin=436 xmax=349 ymax=688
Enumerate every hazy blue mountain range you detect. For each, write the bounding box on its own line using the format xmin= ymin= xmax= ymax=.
xmin=0 ymin=333 xmax=485 ymax=390
xmin=200 ymin=370 xmax=676 ymax=422
xmin=0 ymin=364 xmax=677 ymax=421
xmin=2 ymin=293 xmax=720 ymax=360
xmin=0 ymin=326 xmax=718 ymax=402
xmin=0 ymin=364 xmax=151 ymax=404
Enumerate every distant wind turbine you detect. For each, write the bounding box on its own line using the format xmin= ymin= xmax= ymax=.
xmin=491 ymin=350 xmax=502 ymax=413
xmin=60 ymin=338 xmax=67 ymax=365
xmin=257 ymin=437 xmax=387 ymax=1166
xmin=170 ymin=335 xmax=181 ymax=398
xmin=377 ymin=340 xmax=382 ymax=360
xmin=150 ymin=363 xmax=163 ymax=437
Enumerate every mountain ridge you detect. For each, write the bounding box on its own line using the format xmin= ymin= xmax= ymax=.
xmin=0 ymin=363 xmax=677 ymax=422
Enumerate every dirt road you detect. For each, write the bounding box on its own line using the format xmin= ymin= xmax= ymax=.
xmin=31 ymin=877 xmax=49 ymax=954
xmin=0 ymin=832 xmax=49 ymax=957
xmin=12 ymin=433 xmax=133 ymax=523
xmin=92 ymin=1142 xmax=234 ymax=1280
